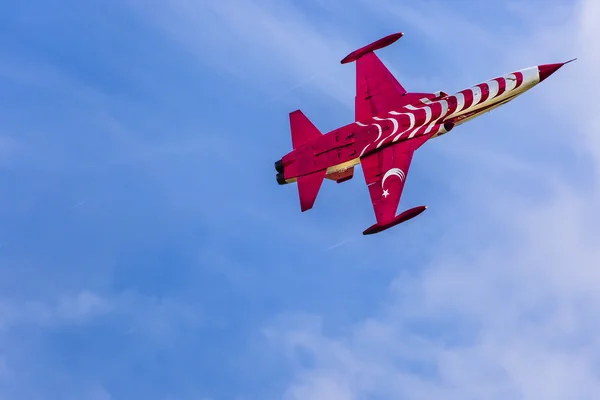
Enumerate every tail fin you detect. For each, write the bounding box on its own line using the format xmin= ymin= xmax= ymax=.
xmin=289 ymin=110 xmax=322 ymax=149
xmin=288 ymin=110 xmax=326 ymax=211
xmin=298 ymin=170 xmax=327 ymax=212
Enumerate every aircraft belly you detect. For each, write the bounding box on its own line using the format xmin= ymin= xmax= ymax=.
xmin=447 ymin=78 xmax=536 ymax=122
xmin=450 ymin=91 xmax=527 ymax=127
xmin=326 ymin=158 xmax=361 ymax=174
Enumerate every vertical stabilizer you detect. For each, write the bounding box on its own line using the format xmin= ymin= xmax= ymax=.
xmin=289 ymin=110 xmax=322 ymax=149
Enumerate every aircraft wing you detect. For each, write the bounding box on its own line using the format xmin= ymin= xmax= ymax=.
xmin=342 ymin=33 xmax=407 ymax=121
xmin=359 ymin=135 xmax=431 ymax=234
xmin=341 ymin=32 xmax=449 ymax=121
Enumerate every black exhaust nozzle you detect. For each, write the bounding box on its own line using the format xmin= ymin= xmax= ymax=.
xmin=276 ymin=172 xmax=287 ymax=185
xmin=274 ymin=159 xmax=284 ymax=172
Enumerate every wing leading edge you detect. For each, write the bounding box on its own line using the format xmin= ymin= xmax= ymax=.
xmin=341 ymin=33 xmax=407 ymax=121
xmin=341 ymin=32 xmax=450 ymax=121
xmin=359 ymin=134 xmax=431 ymax=235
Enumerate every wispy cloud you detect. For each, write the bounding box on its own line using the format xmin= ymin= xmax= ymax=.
xmin=0 ymin=289 xmax=201 ymax=332
xmin=0 ymin=290 xmax=107 ymax=329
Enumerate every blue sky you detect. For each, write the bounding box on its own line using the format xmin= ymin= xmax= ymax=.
xmin=1 ymin=0 xmax=599 ymax=399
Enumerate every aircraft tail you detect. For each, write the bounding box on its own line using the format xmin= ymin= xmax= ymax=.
xmin=289 ymin=109 xmax=322 ymax=149
xmin=274 ymin=110 xmax=327 ymax=211
xmin=289 ymin=110 xmax=326 ymax=211
xmin=297 ymin=170 xmax=327 ymax=212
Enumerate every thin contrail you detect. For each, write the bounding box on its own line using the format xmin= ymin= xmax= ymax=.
xmin=266 ymin=73 xmax=322 ymax=104
xmin=325 ymin=236 xmax=357 ymax=251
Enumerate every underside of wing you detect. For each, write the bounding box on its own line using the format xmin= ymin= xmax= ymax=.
xmin=354 ymin=50 xmax=408 ymax=121
xmin=359 ymin=135 xmax=431 ymax=234
xmin=341 ymin=32 xmax=450 ymax=121
xmin=341 ymin=33 xmax=407 ymax=121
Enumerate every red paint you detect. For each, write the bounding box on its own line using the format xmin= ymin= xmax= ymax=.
xmin=275 ymin=33 xmax=572 ymax=235
xmin=326 ymin=168 xmax=354 ymax=183
xmin=363 ymin=206 xmax=427 ymax=235
xmin=340 ymin=32 xmax=403 ymax=64
xmin=538 ymin=62 xmax=566 ymax=82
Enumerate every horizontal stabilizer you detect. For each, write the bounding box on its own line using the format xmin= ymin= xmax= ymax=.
xmin=297 ymin=170 xmax=327 ymax=212
xmin=289 ymin=110 xmax=322 ymax=149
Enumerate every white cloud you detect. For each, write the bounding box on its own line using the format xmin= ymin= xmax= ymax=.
xmin=0 ymin=290 xmax=111 ymax=329
xmin=265 ymin=0 xmax=600 ymax=398
xmin=0 ymin=289 xmax=201 ymax=336
xmin=56 ymin=290 xmax=112 ymax=321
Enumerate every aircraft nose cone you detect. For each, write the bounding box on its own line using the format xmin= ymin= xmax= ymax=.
xmin=538 ymin=59 xmax=575 ymax=82
xmin=538 ymin=63 xmax=564 ymax=82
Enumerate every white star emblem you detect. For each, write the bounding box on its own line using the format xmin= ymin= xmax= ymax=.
xmin=382 ymin=189 xmax=389 ymax=198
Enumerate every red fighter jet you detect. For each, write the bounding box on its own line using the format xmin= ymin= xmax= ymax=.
xmin=274 ymin=32 xmax=573 ymax=235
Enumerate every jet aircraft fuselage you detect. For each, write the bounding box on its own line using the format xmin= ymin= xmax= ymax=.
xmin=274 ymin=32 xmax=571 ymax=235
